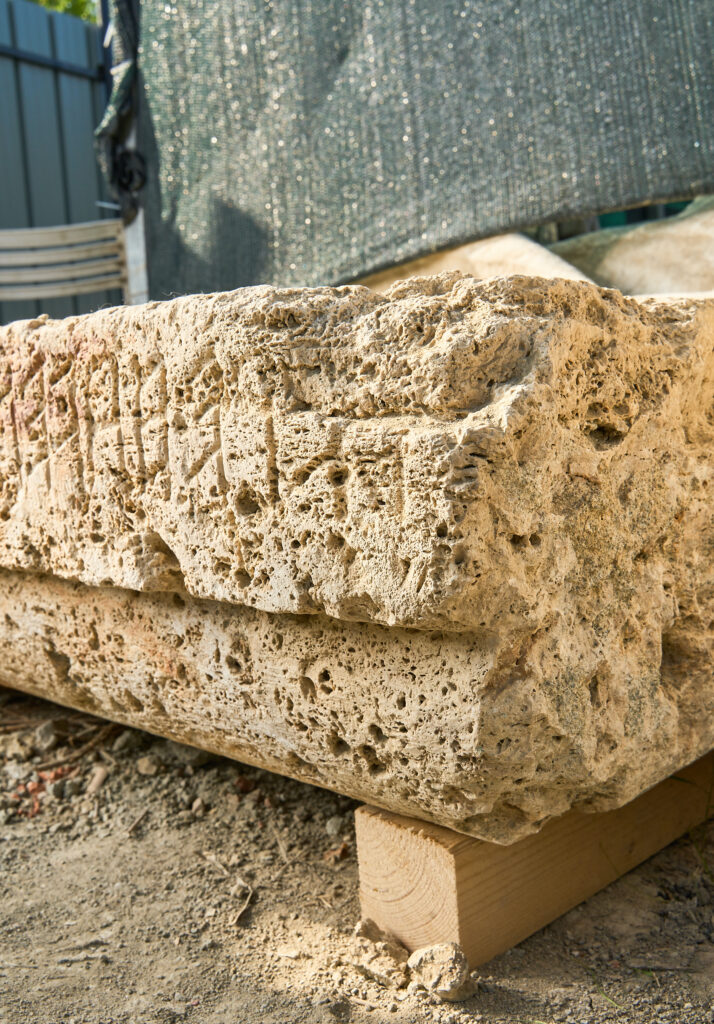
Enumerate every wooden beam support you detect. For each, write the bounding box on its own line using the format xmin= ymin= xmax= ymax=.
xmin=356 ymin=751 xmax=714 ymax=966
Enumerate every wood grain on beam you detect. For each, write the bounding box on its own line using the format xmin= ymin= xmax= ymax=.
xmin=357 ymin=751 xmax=714 ymax=966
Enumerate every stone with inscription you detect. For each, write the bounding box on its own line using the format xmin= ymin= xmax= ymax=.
xmin=0 ymin=274 xmax=712 ymax=842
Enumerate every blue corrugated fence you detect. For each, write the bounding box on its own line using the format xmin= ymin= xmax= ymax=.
xmin=0 ymin=0 xmax=120 ymax=323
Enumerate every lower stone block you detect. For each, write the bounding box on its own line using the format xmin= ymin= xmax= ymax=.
xmin=1 ymin=567 xmax=712 ymax=844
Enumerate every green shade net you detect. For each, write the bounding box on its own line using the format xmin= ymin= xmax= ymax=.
xmin=103 ymin=0 xmax=714 ymax=298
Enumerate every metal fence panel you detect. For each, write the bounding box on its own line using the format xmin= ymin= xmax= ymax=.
xmin=0 ymin=0 xmax=120 ymax=324
xmin=0 ymin=0 xmax=34 ymax=321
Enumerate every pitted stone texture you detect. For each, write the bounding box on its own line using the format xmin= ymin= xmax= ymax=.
xmin=0 ymin=275 xmax=712 ymax=640
xmin=0 ymin=276 xmax=713 ymax=840
xmin=1 ymin=569 xmax=713 ymax=844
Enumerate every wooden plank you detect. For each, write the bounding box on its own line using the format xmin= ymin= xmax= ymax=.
xmin=0 ymin=219 xmax=122 ymax=248
xmin=356 ymin=750 xmax=714 ymax=966
xmin=0 ymin=256 xmax=123 ymax=284
xmin=0 ymin=273 xmax=125 ymax=301
xmin=123 ymin=208 xmax=150 ymax=304
xmin=0 ymin=240 xmax=119 ymax=266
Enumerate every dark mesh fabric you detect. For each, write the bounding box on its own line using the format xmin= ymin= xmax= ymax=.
xmin=96 ymin=0 xmax=141 ymax=222
xmin=116 ymin=0 xmax=713 ymax=297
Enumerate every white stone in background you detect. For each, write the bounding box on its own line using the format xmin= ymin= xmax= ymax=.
xmin=359 ymin=231 xmax=592 ymax=291
xmin=552 ymin=197 xmax=714 ymax=295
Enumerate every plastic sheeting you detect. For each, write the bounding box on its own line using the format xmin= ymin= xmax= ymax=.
xmin=102 ymin=0 xmax=714 ymax=298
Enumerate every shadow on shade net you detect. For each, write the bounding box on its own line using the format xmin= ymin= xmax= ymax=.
xmin=99 ymin=0 xmax=714 ymax=300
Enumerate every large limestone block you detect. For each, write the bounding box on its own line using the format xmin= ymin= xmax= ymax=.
xmin=1 ymin=276 xmax=712 ymax=635
xmin=0 ymin=275 xmax=712 ymax=842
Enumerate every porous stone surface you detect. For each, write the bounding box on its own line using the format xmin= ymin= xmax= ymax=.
xmin=1 ymin=275 xmax=712 ymax=633
xmin=0 ymin=552 xmax=712 ymax=843
xmin=0 ymin=275 xmax=712 ymax=842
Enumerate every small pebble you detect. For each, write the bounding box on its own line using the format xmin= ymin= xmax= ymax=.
xmin=0 ymin=735 xmax=32 ymax=762
xmin=136 ymin=756 xmax=159 ymax=777
xmin=112 ymin=729 xmax=143 ymax=755
xmin=325 ymin=815 xmax=343 ymax=837
xmin=33 ymin=719 xmax=60 ymax=753
xmin=164 ymin=740 xmax=214 ymax=768
xmin=46 ymin=779 xmax=65 ymax=800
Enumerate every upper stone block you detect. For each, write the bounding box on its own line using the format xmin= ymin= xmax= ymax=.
xmin=0 ymin=275 xmax=712 ymax=636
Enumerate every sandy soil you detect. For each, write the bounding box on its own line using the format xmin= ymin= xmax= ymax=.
xmin=1 ymin=688 xmax=713 ymax=1024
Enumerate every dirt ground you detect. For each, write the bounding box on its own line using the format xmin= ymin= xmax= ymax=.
xmin=1 ymin=688 xmax=713 ymax=1024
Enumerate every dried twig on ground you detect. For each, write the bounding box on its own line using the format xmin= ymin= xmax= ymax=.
xmin=37 ymin=723 xmax=118 ymax=770
xmin=127 ymin=808 xmax=149 ymax=835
